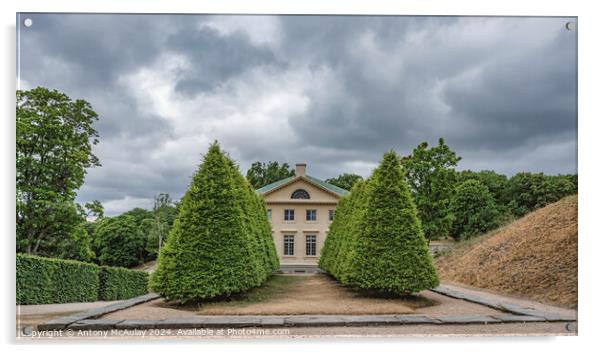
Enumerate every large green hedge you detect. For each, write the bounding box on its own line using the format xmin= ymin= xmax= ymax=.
xmin=17 ymin=254 xmax=99 ymax=304
xmin=320 ymin=151 xmax=439 ymax=295
xmin=17 ymin=253 xmax=148 ymax=305
xmin=150 ymin=142 xmax=279 ymax=302
xmin=98 ymin=266 xmax=149 ymax=301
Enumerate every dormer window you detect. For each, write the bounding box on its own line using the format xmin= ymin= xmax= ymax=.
xmin=291 ymin=189 xmax=310 ymax=199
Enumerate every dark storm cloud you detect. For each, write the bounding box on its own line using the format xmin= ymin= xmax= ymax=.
xmin=167 ymin=26 xmax=282 ymax=95
xmin=18 ymin=14 xmax=577 ymax=215
xmin=278 ymin=17 xmax=576 ymax=177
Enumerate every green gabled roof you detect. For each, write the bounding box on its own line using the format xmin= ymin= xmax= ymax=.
xmin=306 ymin=175 xmax=349 ymax=197
xmin=256 ymin=175 xmax=349 ymax=197
xmin=256 ymin=176 xmax=295 ymax=194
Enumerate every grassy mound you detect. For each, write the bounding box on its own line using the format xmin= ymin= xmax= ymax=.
xmin=435 ymin=195 xmax=577 ymax=308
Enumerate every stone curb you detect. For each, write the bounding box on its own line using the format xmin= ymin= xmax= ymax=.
xmin=53 ymin=313 xmax=554 ymax=331
xmin=37 ymin=284 xmax=576 ymax=331
xmin=437 ymin=315 xmax=500 ymax=324
xmin=38 ymin=293 xmax=160 ymax=331
xmin=430 ymin=286 xmax=576 ymax=322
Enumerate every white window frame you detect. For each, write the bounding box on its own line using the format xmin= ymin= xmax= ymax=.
xmin=284 ymin=209 xmax=295 ymax=221
xmin=305 ymin=235 xmax=317 ymax=256
xmin=283 ymin=235 xmax=295 ymax=256
xmin=306 ymin=209 xmax=317 ymax=221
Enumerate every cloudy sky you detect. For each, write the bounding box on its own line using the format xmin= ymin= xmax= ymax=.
xmin=18 ymin=14 xmax=577 ymax=215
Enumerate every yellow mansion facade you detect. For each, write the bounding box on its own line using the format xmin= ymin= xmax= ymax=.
xmin=257 ymin=164 xmax=348 ymax=268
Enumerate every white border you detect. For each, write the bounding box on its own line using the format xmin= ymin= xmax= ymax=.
xmin=3 ymin=0 xmax=601 ymax=352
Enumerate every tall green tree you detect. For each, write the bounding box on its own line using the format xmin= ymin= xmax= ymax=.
xmin=93 ymin=215 xmax=147 ymax=267
xmin=57 ymin=223 xmax=95 ymax=262
xmin=145 ymin=193 xmax=178 ymax=259
xmin=457 ymin=170 xmax=508 ymax=206
xmin=246 ymin=161 xmax=295 ymax=189
xmin=83 ymin=200 xmax=104 ymax=219
xmin=402 ymin=138 xmax=461 ymax=242
xmin=326 ymin=173 xmax=364 ymax=191
xmin=17 ymin=87 xmax=100 ymax=255
xmin=449 ymin=180 xmax=502 ymax=240
xmin=121 ymin=208 xmax=153 ymax=225
xmin=150 ymin=142 xmax=278 ymax=302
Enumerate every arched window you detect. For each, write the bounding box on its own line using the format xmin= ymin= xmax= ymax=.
xmin=291 ymin=189 xmax=310 ymax=199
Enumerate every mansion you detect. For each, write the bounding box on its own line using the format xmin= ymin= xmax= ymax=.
xmin=257 ymin=163 xmax=348 ymax=267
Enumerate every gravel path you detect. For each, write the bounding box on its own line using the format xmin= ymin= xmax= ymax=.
xmin=102 ymin=276 xmax=512 ymax=321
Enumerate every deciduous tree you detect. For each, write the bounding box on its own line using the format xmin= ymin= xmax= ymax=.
xmin=246 ymin=161 xmax=295 ymax=189
xmin=17 ymin=87 xmax=100 ymax=256
xmin=449 ymin=180 xmax=501 ymax=240
xmin=325 ymin=173 xmax=364 ymax=191
xmin=93 ymin=215 xmax=147 ymax=267
xmin=402 ymin=138 xmax=460 ymax=242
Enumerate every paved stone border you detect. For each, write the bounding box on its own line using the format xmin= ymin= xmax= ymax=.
xmin=37 ymin=285 xmax=576 ymax=331
xmin=41 ymin=314 xmax=554 ymax=331
xmin=430 ymin=285 xmax=576 ymax=322
xmin=38 ymin=293 xmax=160 ymax=331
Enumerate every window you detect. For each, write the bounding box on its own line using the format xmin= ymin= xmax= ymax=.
xmin=284 ymin=209 xmax=295 ymax=221
xmin=291 ymin=189 xmax=310 ymax=199
xmin=267 ymin=209 xmax=272 ymax=222
xmin=306 ymin=235 xmax=317 ymax=256
xmin=329 ymin=209 xmax=335 ymax=221
xmin=306 ymin=209 xmax=317 ymax=221
xmin=284 ymin=235 xmax=295 ymax=256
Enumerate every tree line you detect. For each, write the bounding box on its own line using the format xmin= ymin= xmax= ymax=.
xmin=247 ymin=139 xmax=577 ymax=242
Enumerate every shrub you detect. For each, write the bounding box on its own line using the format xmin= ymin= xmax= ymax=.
xmin=16 ymin=253 xmax=149 ymax=304
xmin=17 ymin=253 xmax=99 ymax=304
xmin=98 ymin=266 xmax=149 ymax=301
xmin=93 ymin=215 xmax=147 ymax=267
xmin=320 ymin=151 xmax=439 ymax=295
xmin=449 ymin=180 xmax=502 ymax=240
xmin=150 ymin=142 xmax=278 ymax=302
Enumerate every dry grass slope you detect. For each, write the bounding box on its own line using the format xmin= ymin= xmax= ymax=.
xmin=436 ymin=195 xmax=577 ymax=308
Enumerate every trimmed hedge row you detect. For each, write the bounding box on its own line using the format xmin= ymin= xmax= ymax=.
xmin=99 ymin=266 xmax=149 ymax=301
xmin=319 ymin=151 xmax=439 ymax=295
xmin=17 ymin=253 xmax=148 ymax=304
xmin=150 ymin=142 xmax=279 ymax=303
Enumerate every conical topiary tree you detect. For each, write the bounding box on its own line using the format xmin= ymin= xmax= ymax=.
xmin=320 ymin=151 xmax=439 ymax=295
xmin=332 ymin=180 xmax=368 ymax=283
xmin=318 ymin=193 xmax=349 ymax=274
xmin=351 ymin=151 xmax=438 ymax=294
xmin=149 ymin=142 xmax=278 ymax=302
